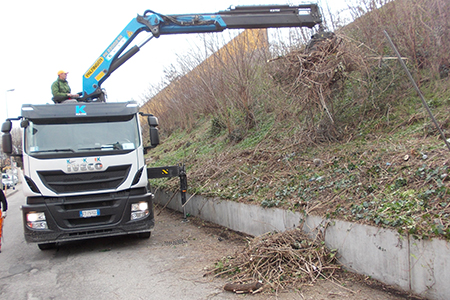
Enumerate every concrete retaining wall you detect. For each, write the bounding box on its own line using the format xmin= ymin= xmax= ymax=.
xmin=154 ymin=190 xmax=450 ymax=300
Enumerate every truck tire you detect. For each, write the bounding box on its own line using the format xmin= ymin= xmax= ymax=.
xmin=137 ymin=232 xmax=151 ymax=239
xmin=38 ymin=243 xmax=56 ymax=250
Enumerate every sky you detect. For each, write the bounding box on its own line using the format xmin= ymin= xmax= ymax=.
xmin=0 ymin=0 xmax=354 ymax=123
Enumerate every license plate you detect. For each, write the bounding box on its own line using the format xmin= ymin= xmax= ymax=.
xmin=79 ymin=209 xmax=100 ymax=218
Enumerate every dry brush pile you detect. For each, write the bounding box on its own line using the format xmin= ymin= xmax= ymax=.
xmin=267 ymin=33 xmax=351 ymax=143
xmin=210 ymin=227 xmax=340 ymax=293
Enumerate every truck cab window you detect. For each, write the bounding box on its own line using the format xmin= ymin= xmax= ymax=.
xmin=25 ymin=115 xmax=140 ymax=155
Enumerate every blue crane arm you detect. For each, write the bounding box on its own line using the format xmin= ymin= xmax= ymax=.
xmin=81 ymin=4 xmax=323 ymax=100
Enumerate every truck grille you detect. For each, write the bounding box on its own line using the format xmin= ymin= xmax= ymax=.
xmin=37 ymin=165 xmax=131 ymax=194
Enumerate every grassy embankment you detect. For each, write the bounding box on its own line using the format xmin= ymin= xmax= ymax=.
xmin=141 ymin=0 xmax=450 ymax=240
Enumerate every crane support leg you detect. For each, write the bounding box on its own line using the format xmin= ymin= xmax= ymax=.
xmin=147 ymin=164 xmax=188 ymax=219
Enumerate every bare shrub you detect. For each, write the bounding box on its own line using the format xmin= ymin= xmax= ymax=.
xmin=141 ymin=29 xmax=271 ymax=137
xmin=345 ymin=0 xmax=450 ymax=76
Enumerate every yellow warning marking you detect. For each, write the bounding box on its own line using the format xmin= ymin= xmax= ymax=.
xmin=162 ymin=169 xmax=168 ymax=174
xmin=85 ymin=57 xmax=104 ymax=78
xmin=95 ymin=71 xmax=105 ymax=81
xmin=127 ymin=30 xmax=134 ymax=37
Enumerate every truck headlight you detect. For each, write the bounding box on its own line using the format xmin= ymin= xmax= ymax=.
xmin=27 ymin=212 xmax=48 ymax=229
xmin=131 ymin=201 xmax=149 ymax=220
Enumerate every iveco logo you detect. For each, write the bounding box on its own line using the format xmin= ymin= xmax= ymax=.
xmin=67 ymin=158 xmax=104 ymax=173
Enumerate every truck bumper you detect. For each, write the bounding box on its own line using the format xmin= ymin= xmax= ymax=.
xmin=22 ymin=188 xmax=155 ymax=244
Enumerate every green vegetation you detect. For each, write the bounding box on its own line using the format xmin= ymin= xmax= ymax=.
xmin=143 ymin=0 xmax=450 ymax=240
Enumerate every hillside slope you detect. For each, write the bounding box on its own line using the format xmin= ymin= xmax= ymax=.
xmin=143 ymin=0 xmax=450 ymax=241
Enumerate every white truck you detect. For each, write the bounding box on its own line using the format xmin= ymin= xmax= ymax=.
xmin=2 ymin=102 xmax=165 ymax=249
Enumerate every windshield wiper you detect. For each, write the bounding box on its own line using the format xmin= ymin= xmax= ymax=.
xmin=78 ymin=143 xmax=121 ymax=151
xmin=77 ymin=147 xmax=102 ymax=151
xmin=33 ymin=148 xmax=75 ymax=153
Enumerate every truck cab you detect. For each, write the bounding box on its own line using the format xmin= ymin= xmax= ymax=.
xmin=2 ymin=101 xmax=158 ymax=249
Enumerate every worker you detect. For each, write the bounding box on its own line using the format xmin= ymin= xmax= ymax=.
xmin=0 ymin=188 xmax=7 ymax=253
xmin=51 ymin=70 xmax=80 ymax=103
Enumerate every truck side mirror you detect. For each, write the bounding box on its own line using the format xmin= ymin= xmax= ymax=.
xmin=143 ymin=114 xmax=160 ymax=154
xmin=147 ymin=115 xmax=158 ymax=127
xmin=1 ymin=120 xmax=12 ymax=133
xmin=149 ymin=127 xmax=160 ymax=147
xmin=147 ymin=115 xmax=159 ymax=147
xmin=20 ymin=119 xmax=29 ymax=128
xmin=1 ymin=121 xmax=13 ymax=155
xmin=2 ymin=133 xmax=12 ymax=154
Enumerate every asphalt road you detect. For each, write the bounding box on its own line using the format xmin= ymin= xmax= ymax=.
xmin=0 ymin=184 xmax=419 ymax=300
xmin=0 ymin=184 xmax=247 ymax=300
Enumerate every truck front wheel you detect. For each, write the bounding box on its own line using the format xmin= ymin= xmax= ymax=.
xmin=137 ymin=232 xmax=151 ymax=239
xmin=38 ymin=243 xmax=56 ymax=250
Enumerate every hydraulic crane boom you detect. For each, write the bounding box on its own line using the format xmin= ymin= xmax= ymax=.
xmin=81 ymin=4 xmax=324 ymax=101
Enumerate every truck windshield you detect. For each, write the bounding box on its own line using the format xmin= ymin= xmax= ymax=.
xmin=24 ymin=115 xmax=140 ymax=155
